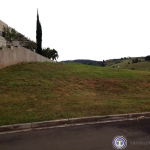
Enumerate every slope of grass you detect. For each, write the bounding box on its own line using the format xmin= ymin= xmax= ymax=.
xmin=123 ymin=61 xmax=150 ymax=71
xmin=106 ymin=57 xmax=150 ymax=71
xmin=0 ymin=62 xmax=150 ymax=125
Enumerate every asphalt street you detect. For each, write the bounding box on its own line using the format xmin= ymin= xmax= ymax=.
xmin=0 ymin=118 xmax=150 ymax=150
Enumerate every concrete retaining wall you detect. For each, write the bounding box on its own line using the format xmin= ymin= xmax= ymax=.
xmin=0 ymin=36 xmax=6 ymax=47
xmin=0 ymin=47 xmax=53 ymax=69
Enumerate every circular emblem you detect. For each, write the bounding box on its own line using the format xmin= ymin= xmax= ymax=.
xmin=112 ymin=136 xmax=127 ymax=149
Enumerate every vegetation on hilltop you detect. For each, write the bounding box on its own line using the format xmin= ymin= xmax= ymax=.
xmin=42 ymin=48 xmax=59 ymax=61
xmin=3 ymin=26 xmax=36 ymax=50
xmin=62 ymin=59 xmax=105 ymax=66
xmin=145 ymin=55 xmax=150 ymax=61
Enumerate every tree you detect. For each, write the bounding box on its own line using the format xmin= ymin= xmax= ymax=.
xmin=132 ymin=58 xmax=138 ymax=63
xmin=3 ymin=26 xmax=18 ymax=45
xmin=101 ymin=60 xmax=105 ymax=67
xmin=50 ymin=49 xmax=59 ymax=61
xmin=145 ymin=55 xmax=150 ymax=61
xmin=42 ymin=48 xmax=59 ymax=61
xmin=42 ymin=47 xmax=51 ymax=58
xmin=36 ymin=9 xmax=42 ymax=55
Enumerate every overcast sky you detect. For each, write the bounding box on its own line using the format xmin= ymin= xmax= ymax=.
xmin=1 ymin=0 xmax=150 ymax=61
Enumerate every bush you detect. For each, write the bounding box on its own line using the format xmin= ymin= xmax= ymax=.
xmin=115 ymin=60 xmax=121 ymax=64
xmin=101 ymin=60 xmax=105 ymax=67
xmin=132 ymin=58 xmax=138 ymax=63
xmin=145 ymin=55 xmax=150 ymax=61
xmin=128 ymin=62 xmax=130 ymax=64
xmin=131 ymin=68 xmax=135 ymax=70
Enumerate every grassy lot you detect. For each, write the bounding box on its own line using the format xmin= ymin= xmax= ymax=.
xmin=0 ymin=62 xmax=150 ymax=125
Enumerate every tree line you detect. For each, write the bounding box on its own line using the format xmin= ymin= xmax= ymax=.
xmin=132 ymin=56 xmax=150 ymax=63
xmin=145 ymin=55 xmax=150 ymax=61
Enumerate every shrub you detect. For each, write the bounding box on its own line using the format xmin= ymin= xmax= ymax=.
xmin=132 ymin=58 xmax=138 ymax=63
xmin=145 ymin=56 xmax=150 ymax=61
xmin=101 ymin=60 xmax=105 ymax=67
xmin=115 ymin=60 xmax=121 ymax=64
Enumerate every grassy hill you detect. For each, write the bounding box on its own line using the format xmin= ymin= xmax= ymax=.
xmin=61 ymin=57 xmax=150 ymax=71
xmin=106 ymin=57 xmax=150 ymax=71
xmin=0 ymin=62 xmax=150 ymax=125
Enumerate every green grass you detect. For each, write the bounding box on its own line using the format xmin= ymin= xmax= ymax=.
xmin=0 ymin=62 xmax=150 ymax=125
xmin=106 ymin=57 xmax=150 ymax=71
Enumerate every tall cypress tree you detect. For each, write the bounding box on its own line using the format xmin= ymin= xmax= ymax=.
xmin=36 ymin=9 xmax=42 ymax=55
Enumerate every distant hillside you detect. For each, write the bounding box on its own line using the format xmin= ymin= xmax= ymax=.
xmin=61 ymin=56 xmax=150 ymax=71
xmin=106 ymin=56 xmax=150 ymax=71
xmin=61 ymin=59 xmax=105 ymax=66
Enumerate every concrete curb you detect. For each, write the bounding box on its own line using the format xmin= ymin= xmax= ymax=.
xmin=1 ymin=112 xmax=150 ymax=133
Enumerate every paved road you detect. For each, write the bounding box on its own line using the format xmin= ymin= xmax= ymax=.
xmin=0 ymin=118 xmax=150 ymax=150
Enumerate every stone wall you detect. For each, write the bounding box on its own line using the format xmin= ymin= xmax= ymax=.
xmin=0 ymin=47 xmax=54 ymax=69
